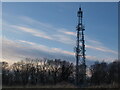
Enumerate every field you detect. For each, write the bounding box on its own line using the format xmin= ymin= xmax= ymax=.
xmin=2 ymin=82 xmax=119 ymax=88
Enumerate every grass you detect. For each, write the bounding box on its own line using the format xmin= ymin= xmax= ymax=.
xmin=3 ymin=82 xmax=77 ymax=88
xmin=3 ymin=82 xmax=119 ymax=88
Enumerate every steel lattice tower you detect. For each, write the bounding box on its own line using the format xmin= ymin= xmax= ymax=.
xmin=75 ymin=7 xmax=86 ymax=85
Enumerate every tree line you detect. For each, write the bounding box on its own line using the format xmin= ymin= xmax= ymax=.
xmin=2 ymin=58 xmax=120 ymax=87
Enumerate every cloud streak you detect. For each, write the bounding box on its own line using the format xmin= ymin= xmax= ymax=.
xmin=18 ymin=40 xmax=74 ymax=56
xmin=2 ymin=37 xmax=75 ymax=64
xmin=5 ymin=17 xmax=117 ymax=55
xmin=10 ymin=24 xmax=75 ymax=45
xmin=58 ymin=29 xmax=76 ymax=36
xmin=2 ymin=37 xmax=116 ymax=65
xmin=8 ymin=19 xmax=118 ymax=55
xmin=2 ymin=15 xmax=117 ymax=64
xmin=11 ymin=25 xmax=53 ymax=40
xmin=86 ymin=45 xmax=117 ymax=55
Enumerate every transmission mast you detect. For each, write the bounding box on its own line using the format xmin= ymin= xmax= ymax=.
xmin=75 ymin=7 xmax=86 ymax=85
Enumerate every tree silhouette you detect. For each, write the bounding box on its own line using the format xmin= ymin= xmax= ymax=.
xmin=90 ymin=61 xmax=108 ymax=85
xmin=2 ymin=58 xmax=119 ymax=88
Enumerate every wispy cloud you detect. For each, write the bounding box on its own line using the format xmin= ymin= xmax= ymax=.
xmin=3 ymin=15 xmax=117 ymax=63
xmin=18 ymin=40 xmax=74 ymax=56
xmin=11 ymin=25 xmax=53 ymax=40
xmin=53 ymin=34 xmax=74 ymax=45
xmin=59 ymin=29 xmax=117 ymax=55
xmin=2 ymin=37 xmax=116 ymax=64
xmin=20 ymin=16 xmax=75 ymax=45
xmin=86 ymin=45 xmax=117 ymax=55
xmin=51 ymin=48 xmax=74 ymax=56
xmin=20 ymin=16 xmax=57 ymax=31
xmin=85 ymin=36 xmax=103 ymax=45
xmin=58 ymin=29 xmax=76 ymax=36
xmin=10 ymin=24 xmax=75 ymax=45
xmin=7 ymin=18 xmax=117 ymax=55
xmin=2 ymin=37 xmax=75 ymax=64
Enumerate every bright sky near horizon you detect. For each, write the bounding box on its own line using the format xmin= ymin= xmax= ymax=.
xmin=2 ymin=2 xmax=118 ymax=65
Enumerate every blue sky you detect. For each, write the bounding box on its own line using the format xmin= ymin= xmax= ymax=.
xmin=2 ymin=2 xmax=118 ymax=65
